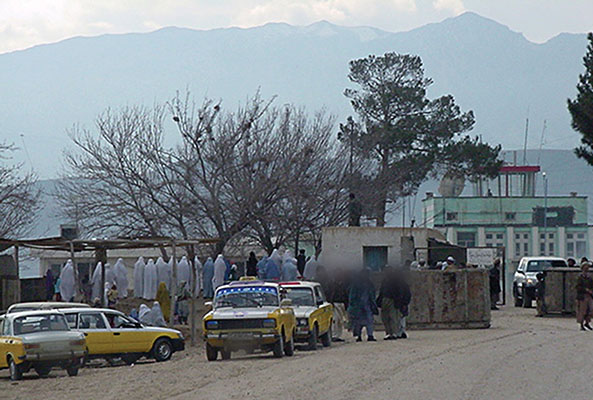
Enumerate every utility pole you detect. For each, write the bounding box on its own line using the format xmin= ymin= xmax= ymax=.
xmin=543 ymin=172 xmax=548 ymax=255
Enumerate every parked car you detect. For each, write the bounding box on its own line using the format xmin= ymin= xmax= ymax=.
xmin=203 ymin=281 xmax=296 ymax=360
xmin=59 ymin=308 xmax=184 ymax=365
xmin=513 ymin=257 xmax=568 ymax=307
xmin=279 ymin=281 xmax=333 ymax=349
xmin=7 ymin=302 xmax=90 ymax=314
xmin=0 ymin=310 xmax=86 ymax=380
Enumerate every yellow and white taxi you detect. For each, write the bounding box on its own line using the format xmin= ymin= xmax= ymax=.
xmin=60 ymin=308 xmax=184 ymax=364
xmin=280 ymin=281 xmax=333 ymax=349
xmin=0 ymin=310 xmax=86 ymax=380
xmin=203 ymin=281 xmax=296 ymax=360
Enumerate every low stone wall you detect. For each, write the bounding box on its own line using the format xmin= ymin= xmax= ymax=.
xmin=405 ymin=269 xmax=491 ymax=329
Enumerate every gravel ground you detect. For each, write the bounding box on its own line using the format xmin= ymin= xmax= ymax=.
xmin=2 ymin=306 xmax=592 ymax=400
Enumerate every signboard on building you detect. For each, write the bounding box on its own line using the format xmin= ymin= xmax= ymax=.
xmin=466 ymin=248 xmax=497 ymax=266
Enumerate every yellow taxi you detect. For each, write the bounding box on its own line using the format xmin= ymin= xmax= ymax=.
xmin=203 ymin=281 xmax=296 ymax=360
xmin=280 ymin=281 xmax=333 ymax=349
xmin=60 ymin=308 xmax=184 ymax=364
xmin=0 ymin=310 xmax=86 ymax=380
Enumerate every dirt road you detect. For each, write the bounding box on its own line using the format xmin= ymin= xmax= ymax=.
xmin=3 ymin=306 xmax=592 ymax=399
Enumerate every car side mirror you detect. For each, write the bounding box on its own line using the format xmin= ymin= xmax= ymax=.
xmin=281 ymin=299 xmax=292 ymax=307
xmin=317 ymin=300 xmax=324 ymax=306
xmin=204 ymin=301 xmax=213 ymax=311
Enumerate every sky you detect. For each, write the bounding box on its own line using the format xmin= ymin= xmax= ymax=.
xmin=1 ymin=0 xmax=592 ymax=54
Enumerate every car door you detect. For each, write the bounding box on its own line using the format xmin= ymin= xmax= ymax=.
xmin=76 ymin=312 xmax=114 ymax=355
xmin=314 ymin=286 xmax=332 ymax=334
xmin=104 ymin=312 xmax=151 ymax=353
xmin=0 ymin=317 xmax=7 ymax=368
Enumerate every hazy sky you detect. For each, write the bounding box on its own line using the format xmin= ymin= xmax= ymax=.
xmin=1 ymin=0 xmax=592 ymax=54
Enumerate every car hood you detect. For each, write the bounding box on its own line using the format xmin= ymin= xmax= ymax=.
xmin=21 ymin=330 xmax=84 ymax=343
xmin=291 ymin=306 xmax=317 ymax=318
xmin=139 ymin=326 xmax=182 ymax=336
xmin=211 ymin=307 xmax=278 ymax=320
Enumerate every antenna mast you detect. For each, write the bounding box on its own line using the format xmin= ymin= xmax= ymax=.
xmin=522 ymin=114 xmax=529 ymax=165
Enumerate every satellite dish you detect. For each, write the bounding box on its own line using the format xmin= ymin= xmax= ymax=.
xmin=438 ymin=172 xmax=465 ymax=197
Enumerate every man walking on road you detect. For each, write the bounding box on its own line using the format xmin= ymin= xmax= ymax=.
xmin=377 ymin=266 xmax=400 ymax=340
xmin=348 ymin=269 xmax=378 ymax=342
xmin=576 ymin=261 xmax=593 ymax=331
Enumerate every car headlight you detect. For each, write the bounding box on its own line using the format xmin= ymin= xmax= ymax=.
xmin=178 ymin=332 xmax=185 ymax=340
xmin=297 ymin=318 xmax=308 ymax=327
xmin=527 ymin=278 xmax=535 ymax=285
xmin=262 ymin=318 xmax=276 ymax=328
xmin=205 ymin=320 xmax=219 ymax=330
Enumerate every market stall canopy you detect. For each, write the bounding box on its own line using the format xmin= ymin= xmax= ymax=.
xmin=0 ymin=236 xmax=219 ymax=252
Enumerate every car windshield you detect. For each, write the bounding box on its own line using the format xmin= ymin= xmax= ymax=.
xmin=527 ymin=260 xmax=567 ymax=272
xmin=215 ymin=286 xmax=279 ymax=308
xmin=284 ymin=287 xmax=315 ymax=307
xmin=13 ymin=314 xmax=69 ymax=334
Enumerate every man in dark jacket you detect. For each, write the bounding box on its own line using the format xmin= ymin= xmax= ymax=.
xmin=396 ymin=269 xmax=412 ymax=339
xmin=296 ymin=249 xmax=307 ymax=276
xmin=489 ymin=259 xmax=502 ymax=310
xmin=377 ymin=266 xmax=400 ymax=340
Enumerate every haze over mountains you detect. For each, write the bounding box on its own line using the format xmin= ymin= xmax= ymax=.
xmin=0 ymin=11 xmax=589 ymax=177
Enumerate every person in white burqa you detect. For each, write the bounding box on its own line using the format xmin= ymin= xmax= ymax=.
xmin=104 ymin=263 xmax=116 ymax=287
xmin=303 ymin=255 xmax=318 ymax=281
xmin=138 ymin=304 xmax=151 ymax=325
xmin=193 ymin=256 xmax=203 ymax=298
xmin=91 ymin=261 xmax=104 ymax=301
xmin=113 ymin=258 xmax=129 ymax=298
xmin=212 ymin=254 xmax=226 ymax=291
xmin=59 ymin=259 xmax=76 ymax=302
xmin=143 ymin=259 xmax=158 ymax=300
xmin=133 ymin=257 xmax=145 ymax=298
xmin=155 ymin=257 xmax=170 ymax=290
xmin=177 ymin=256 xmax=191 ymax=286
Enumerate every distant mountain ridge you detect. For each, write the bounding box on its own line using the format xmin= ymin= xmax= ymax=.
xmin=0 ymin=12 xmax=588 ymax=176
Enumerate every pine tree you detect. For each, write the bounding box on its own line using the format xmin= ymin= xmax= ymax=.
xmin=569 ymin=33 xmax=593 ymax=165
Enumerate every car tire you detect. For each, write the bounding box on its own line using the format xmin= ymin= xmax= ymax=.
xmin=273 ymin=334 xmax=284 ymax=358
xmin=66 ymin=365 xmax=79 ymax=377
xmin=34 ymin=365 xmax=52 ymax=378
xmin=284 ymin=331 xmax=295 ymax=356
xmin=307 ymin=325 xmax=318 ymax=351
xmin=522 ymin=289 xmax=532 ymax=308
xmin=152 ymin=338 xmax=173 ymax=362
xmin=9 ymin=357 xmax=23 ymax=381
xmin=206 ymin=343 xmax=218 ymax=361
xmin=121 ymin=354 xmax=141 ymax=365
xmin=320 ymin=324 xmax=332 ymax=348
xmin=221 ymin=349 xmax=231 ymax=360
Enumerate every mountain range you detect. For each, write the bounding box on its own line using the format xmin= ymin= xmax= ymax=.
xmin=0 ymin=12 xmax=589 ymax=177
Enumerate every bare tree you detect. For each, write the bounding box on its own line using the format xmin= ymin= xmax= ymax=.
xmin=56 ymin=106 xmax=195 ymax=245
xmin=0 ymin=142 xmax=39 ymax=238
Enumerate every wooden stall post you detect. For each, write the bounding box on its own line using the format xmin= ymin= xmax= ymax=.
xmin=190 ymin=248 xmax=197 ymax=347
xmin=69 ymin=241 xmax=81 ymax=301
xmin=169 ymin=241 xmax=177 ymax=328
xmin=14 ymin=245 xmax=21 ymax=304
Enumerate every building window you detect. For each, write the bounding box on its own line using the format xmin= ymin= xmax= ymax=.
xmin=567 ymin=232 xmax=587 ymax=259
xmin=539 ymin=232 xmax=555 ymax=256
xmin=514 ymin=232 xmax=530 ymax=258
xmin=363 ymin=246 xmax=388 ymax=272
xmin=486 ymin=232 xmax=505 ymax=248
xmin=457 ymin=232 xmax=476 ymax=247
xmin=446 ymin=212 xmax=458 ymax=221
xmin=505 ymin=212 xmax=516 ymax=221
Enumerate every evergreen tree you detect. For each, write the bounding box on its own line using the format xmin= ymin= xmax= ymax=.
xmin=569 ymin=33 xmax=593 ymax=165
xmin=340 ymin=52 xmax=501 ymax=226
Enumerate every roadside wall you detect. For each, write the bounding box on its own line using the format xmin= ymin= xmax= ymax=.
xmin=544 ymin=268 xmax=580 ymax=314
xmin=406 ymin=269 xmax=491 ymax=329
